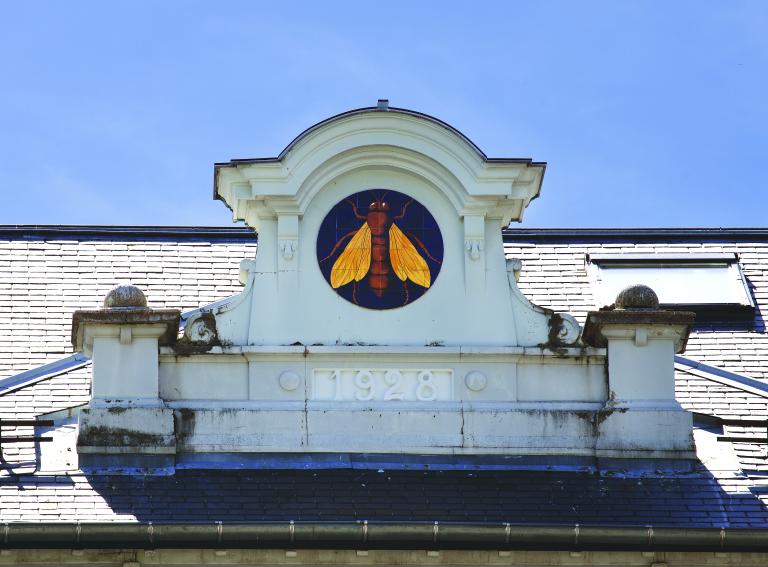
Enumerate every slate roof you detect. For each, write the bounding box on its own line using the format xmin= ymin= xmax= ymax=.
xmin=503 ymin=230 xmax=768 ymax=381
xmin=0 ymin=228 xmax=257 ymax=474
xmin=0 ymin=365 xmax=89 ymax=466
xmin=676 ymin=374 xmax=768 ymax=427
xmin=1 ymin=468 xmax=767 ymax=528
xmin=3 ymin=226 xmax=767 ymax=386
xmin=2 ymin=226 xmax=768 ymax=531
xmin=2 ymin=226 xmax=767 ymax=426
xmin=0 ymin=228 xmax=256 ymax=378
xmin=674 ymin=359 xmax=768 ymax=419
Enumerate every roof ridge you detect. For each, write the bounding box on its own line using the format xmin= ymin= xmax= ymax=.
xmin=503 ymin=227 xmax=768 ymax=241
xmin=2 ymin=226 xmax=768 ymax=243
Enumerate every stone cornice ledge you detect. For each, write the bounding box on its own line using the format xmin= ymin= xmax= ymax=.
xmin=72 ymin=308 xmax=181 ymax=351
xmin=159 ymin=345 xmax=606 ymax=359
xmin=582 ymin=310 xmax=695 ymax=353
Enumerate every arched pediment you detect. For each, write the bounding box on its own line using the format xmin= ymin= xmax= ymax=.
xmin=215 ymin=104 xmax=545 ymax=230
xmin=205 ymin=102 xmax=558 ymax=349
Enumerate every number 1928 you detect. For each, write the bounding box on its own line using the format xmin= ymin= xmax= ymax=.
xmin=313 ymin=369 xmax=452 ymax=402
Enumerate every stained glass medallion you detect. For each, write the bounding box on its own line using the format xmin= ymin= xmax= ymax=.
xmin=316 ymin=190 xmax=443 ymax=310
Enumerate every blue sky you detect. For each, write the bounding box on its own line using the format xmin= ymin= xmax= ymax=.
xmin=1 ymin=1 xmax=766 ymax=228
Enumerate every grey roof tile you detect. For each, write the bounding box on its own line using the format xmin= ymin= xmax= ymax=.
xmin=505 ymin=239 xmax=768 ymax=381
xmin=0 ymin=234 xmax=764 ymax=426
xmin=1 ymin=228 xmax=768 ymax=527
xmin=0 ymin=468 xmax=764 ymax=528
xmin=0 ymin=235 xmax=255 ymax=379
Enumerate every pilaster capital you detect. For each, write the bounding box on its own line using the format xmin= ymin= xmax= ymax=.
xmin=582 ymin=309 xmax=695 ymax=353
xmin=71 ymin=285 xmax=180 ymax=355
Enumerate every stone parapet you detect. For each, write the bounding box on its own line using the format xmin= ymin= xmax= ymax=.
xmin=72 ymin=285 xmax=180 ymax=464
xmin=582 ymin=285 xmax=696 ymax=457
xmin=63 ymin=110 xmax=703 ymax=470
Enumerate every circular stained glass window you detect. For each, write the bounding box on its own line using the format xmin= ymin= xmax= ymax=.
xmin=316 ymin=189 xmax=443 ymax=310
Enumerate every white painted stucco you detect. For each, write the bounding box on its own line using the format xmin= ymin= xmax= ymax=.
xmin=73 ymin=107 xmax=695 ymax=463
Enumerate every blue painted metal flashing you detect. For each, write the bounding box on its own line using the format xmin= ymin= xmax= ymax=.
xmin=172 ymin=452 xmax=696 ymax=476
xmin=174 ymin=452 xmax=594 ymax=471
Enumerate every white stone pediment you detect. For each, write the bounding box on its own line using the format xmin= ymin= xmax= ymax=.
xmin=71 ymin=106 xmax=695 ymax=465
xmin=201 ymin=104 xmax=568 ymax=348
xmin=215 ymin=106 xmax=545 ymax=227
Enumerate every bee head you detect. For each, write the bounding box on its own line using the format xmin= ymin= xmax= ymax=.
xmin=369 ymin=200 xmax=390 ymax=212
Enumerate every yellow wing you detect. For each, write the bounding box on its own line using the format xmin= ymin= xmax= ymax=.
xmin=389 ymin=223 xmax=431 ymax=288
xmin=330 ymin=222 xmax=372 ymax=288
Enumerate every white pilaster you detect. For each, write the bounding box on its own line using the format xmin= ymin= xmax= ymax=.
xmin=583 ymin=299 xmax=696 ymax=458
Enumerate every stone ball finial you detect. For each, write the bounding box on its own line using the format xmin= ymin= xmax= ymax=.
xmin=615 ymin=284 xmax=660 ymax=310
xmin=103 ymin=284 xmax=148 ymax=309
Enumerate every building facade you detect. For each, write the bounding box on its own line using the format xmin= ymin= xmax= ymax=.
xmin=1 ymin=105 xmax=768 ymax=565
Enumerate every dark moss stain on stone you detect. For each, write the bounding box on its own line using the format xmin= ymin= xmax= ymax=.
xmin=174 ymin=312 xmax=221 ymax=355
xmin=547 ymin=313 xmax=565 ymax=345
xmin=107 ymin=407 xmax=128 ymax=415
xmin=78 ymin=426 xmax=166 ymax=447
xmin=574 ymin=410 xmax=596 ymax=424
xmin=574 ymin=405 xmax=628 ymax=435
xmin=595 ymin=406 xmax=627 ymax=427
xmin=173 ymin=409 xmax=196 ymax=440
xmin=539 ymin=312 xmax=572 ymax=355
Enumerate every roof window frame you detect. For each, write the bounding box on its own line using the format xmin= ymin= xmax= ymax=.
xmin=586 ymin=252 xmax=755 ymax=320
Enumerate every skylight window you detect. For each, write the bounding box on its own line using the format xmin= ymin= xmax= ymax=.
xmin=587 ymin=253 xmax=754 ymax=318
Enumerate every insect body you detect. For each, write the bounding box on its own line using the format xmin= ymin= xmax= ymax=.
xmin=328 ymin=198 xmax=432 ymax=300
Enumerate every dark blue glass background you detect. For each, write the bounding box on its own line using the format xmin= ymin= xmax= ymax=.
xmin=316 ymin=189 xmax=444 ymax=310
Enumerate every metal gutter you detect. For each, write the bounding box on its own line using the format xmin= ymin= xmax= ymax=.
xmin=2 ymin=225 xmax=768 ymax=242
xmin=2 ymin=522 xmax=767 ymax=551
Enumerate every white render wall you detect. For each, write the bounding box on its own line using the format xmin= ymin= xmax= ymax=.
xmin=157 ymin=346 xmax=613 ymax=456
xmin=159 ymin=346 xmax=606 ymax=403
xmin=72 ymin=108 xmax=695 ymax=462
xmin=211 ymin=111 xmax=555 ymax=348
xmin=212 ymin=166 xmax=554 ymax=347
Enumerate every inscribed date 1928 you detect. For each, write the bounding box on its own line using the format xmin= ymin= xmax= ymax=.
xmin=312 ymin=369 xmax=454 ymax=402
